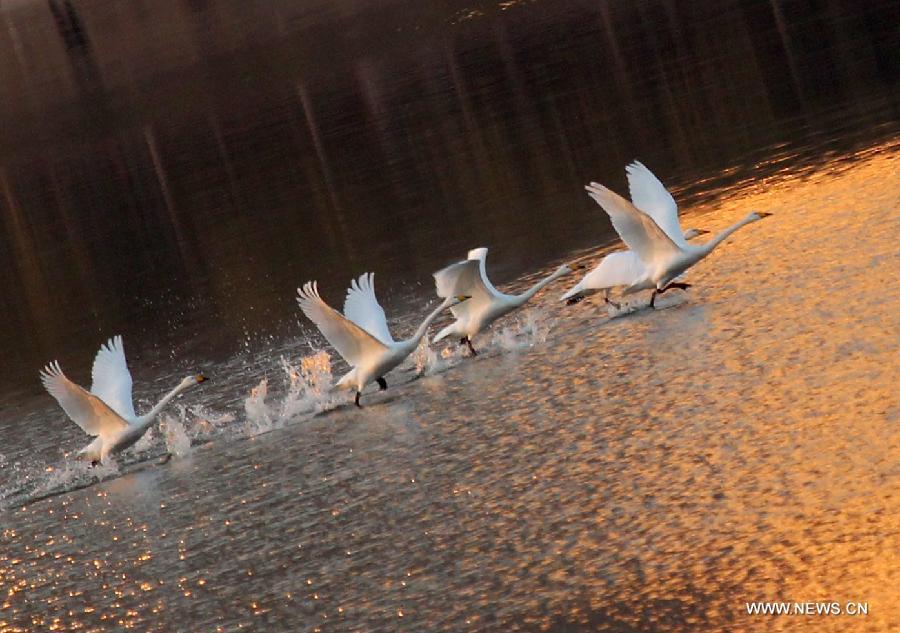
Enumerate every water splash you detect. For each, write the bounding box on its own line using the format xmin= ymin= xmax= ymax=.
xmin=161 ymin=415 xmax=192 ymax=457
xmin=241 ymin=351 xmax=338 ymax=437
xmin=243 ymin=378 xmax=274 ymax=436
xmin=183 ymin=405 xmax=235 ymax=442
xmin=412 ymin=335 xmax=447 ymax=376
xmin=279 ymin=351 xmax=334 ymax=418
xmin=492 ymin=308 xmax=555 ymax=351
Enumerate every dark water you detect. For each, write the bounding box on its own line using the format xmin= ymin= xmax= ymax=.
xmin=1 ymin=0 xmax=898 ymax=631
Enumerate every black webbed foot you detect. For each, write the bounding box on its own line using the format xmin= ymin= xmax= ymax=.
xmin=566 ymin=294 xmax=585 ymax=306
xmin=464 ymin=337 xmax=478 ymax=356
xmin=604 ymin=296 xmax=622 ymax=310
xmin=376 ymin=377 xmax=387 ymax=391
xmin=354 ymin=392 xmax=362 ymax=408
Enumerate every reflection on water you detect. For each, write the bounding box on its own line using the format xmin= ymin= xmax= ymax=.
xmin=0 ymin=0 xmax=898 ymax=631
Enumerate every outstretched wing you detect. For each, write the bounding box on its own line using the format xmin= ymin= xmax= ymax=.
xmin=626 ymin=161 xmax=686 ymax=248
xmin=585 ymin=182 xmax=682 ymax=266
xmin=433 ymin=258 xmax=492 ymax=320
xmin=90 ymin=335 xmax=137 ymax=420
xmin=343 ymin=273 xmax=394 ymax=345
xmin=41 ymin=362 xmax=129 ymax=437
xmin=297 ymin=281 xmax=389 ymax=366
xmin=466 ymin=247 xmax=503 ymax=299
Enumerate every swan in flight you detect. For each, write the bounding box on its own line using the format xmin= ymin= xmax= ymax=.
xmin=583 ymin=161 xmax=771 ymax=307
xmin=297 ymin=272 xmax=471 ymax=407
xmin=432 ymin=248 xmax=577 ymax=355
xmin=563 ymin=161 xmax=707 ymax=306
xmin=561 ymin=228 xmax=708 ymax=307
xmin=40 ymin=336 xmax=206 ymax=464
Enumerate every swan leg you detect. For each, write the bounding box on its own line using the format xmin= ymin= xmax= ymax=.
xmin=651 ymin=282 xmax=691 ymax=308
xmin=604 ymin=290 xmax=621 ymax=310
xmin=354 ymin=392 xmax=362 ymax=408
xmin=376 ymin=377 xmax=387 ymax=391
xmin=461 ymin=337 xmax=478 ymax=356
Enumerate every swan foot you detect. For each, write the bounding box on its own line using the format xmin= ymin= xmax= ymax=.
xmin=376 ymin=377 xmax=387 ymax=391
xmin=651 ymin=282 xmax=691 ymax=308
xmin=354 ymin=392 xmax=362 ymax=408
xmin=461 ymin=337 xmax=478 ymax=356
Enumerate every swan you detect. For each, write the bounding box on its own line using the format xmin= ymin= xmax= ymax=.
xmin=561 ymin=228 xmax=707 ymax=307
xmin=297 ymin=272 xmax=471 ymax=407
xmin=563 ymin=161 xmax=707 ymax=306
xmin=583 ymin=162 xmax=771 ymax=307
xmin=432 ymin=248 xmax=577 ymax=354
xmin=40 ymin=336 xmax=206 ymax=464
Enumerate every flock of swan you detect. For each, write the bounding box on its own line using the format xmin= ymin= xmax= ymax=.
xmin=40 ymin=161 xmax=770 ymax=464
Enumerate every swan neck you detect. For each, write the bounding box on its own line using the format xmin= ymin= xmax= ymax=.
xmin=135 ymin=381 xmax=190 ymax=427
xmin=404 ymin=298 xmax=452 ymax=348
xmin=518 ymin=268 xmax=567 ymax=303
xmin=699 ymin=216 xmax=756 ymax=255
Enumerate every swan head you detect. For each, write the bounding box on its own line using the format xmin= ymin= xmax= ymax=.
xmin=749 ymin=211 xmax=773 ymax=221
xmin=559 ymin=263 xmax=585 ymax=275
xmin=451 ymin=295 xmax=472 ymax=305
xmin=180 ymin=373 xmax=207 ymax=388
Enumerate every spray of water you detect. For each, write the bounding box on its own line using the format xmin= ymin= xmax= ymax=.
xmin=492 ymin=308 xmax=555 ymax=351
xmin=161 ymin=415 xmax=192 ymax=457
xmin=241 ymin=351 xmax=339 ymax=437
xmin=411 ymin=335 xmax=447 ymax=376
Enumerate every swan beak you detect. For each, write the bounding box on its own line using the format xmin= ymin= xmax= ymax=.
xmin=195 ymin=374 xmax=207 ymax=383
xmin=455 ymin=295 xmax=472 ymax=303
xmin=757 ymin=212 xmax=773 ymax=218
xmin=570 ymin=263 xmax=586 ymax=270
xmin=697 ymin=229 xmax=711 ymax=235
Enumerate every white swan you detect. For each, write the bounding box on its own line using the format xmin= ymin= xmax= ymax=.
xmin=583 ymin=162 xmax=771 ymax=307
xmin=40 ymin=336 xmax=206 ymax=464
xmin=297 ymin=272 xmax=470 ymax=407
xmin=561 ymin=228 xmax=707 ymax=307
xmin=432 ymin=248 xmax=576 ymax=354
xmin=562 ymin=161 xmax=707 ymax=306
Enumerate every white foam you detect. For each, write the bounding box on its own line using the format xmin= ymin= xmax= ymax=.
xmin=240 ymin=350 xmax=339 ymax=437
xmin=161 ymin=415 xmax=192 ymax=458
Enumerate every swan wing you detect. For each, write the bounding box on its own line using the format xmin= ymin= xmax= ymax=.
xmin=433 ymin=258 xmax=491 ymax=320
xmin=466 ymin=247 xmax=503 ymax=298
xmin=297 ymin=282 xmax=389 ymax=367
xmin=343 ymin=272 xmax=394 ymax=345
xmin=585 ymin=182 xmax=681 ymax=265
xmin=89 ymin=335 xmax=137 ymax=420
xmin=586 ymin=251 xmax=648 ymax=289
xmin=41 ymin=362 xmax=129 ymax=437
xmin=626 ymin=160 xmax=686 ymax=248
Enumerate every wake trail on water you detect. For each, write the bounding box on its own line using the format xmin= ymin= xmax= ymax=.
xmin=2 ymin=312 xmax=560 ymax=510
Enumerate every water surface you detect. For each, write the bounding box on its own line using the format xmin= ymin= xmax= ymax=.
xmin=1 ymin=0 xmax=898 ymax=631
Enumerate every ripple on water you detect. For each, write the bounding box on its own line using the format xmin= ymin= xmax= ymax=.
xmin=1 ymin=148 xmax=899 ymax=631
